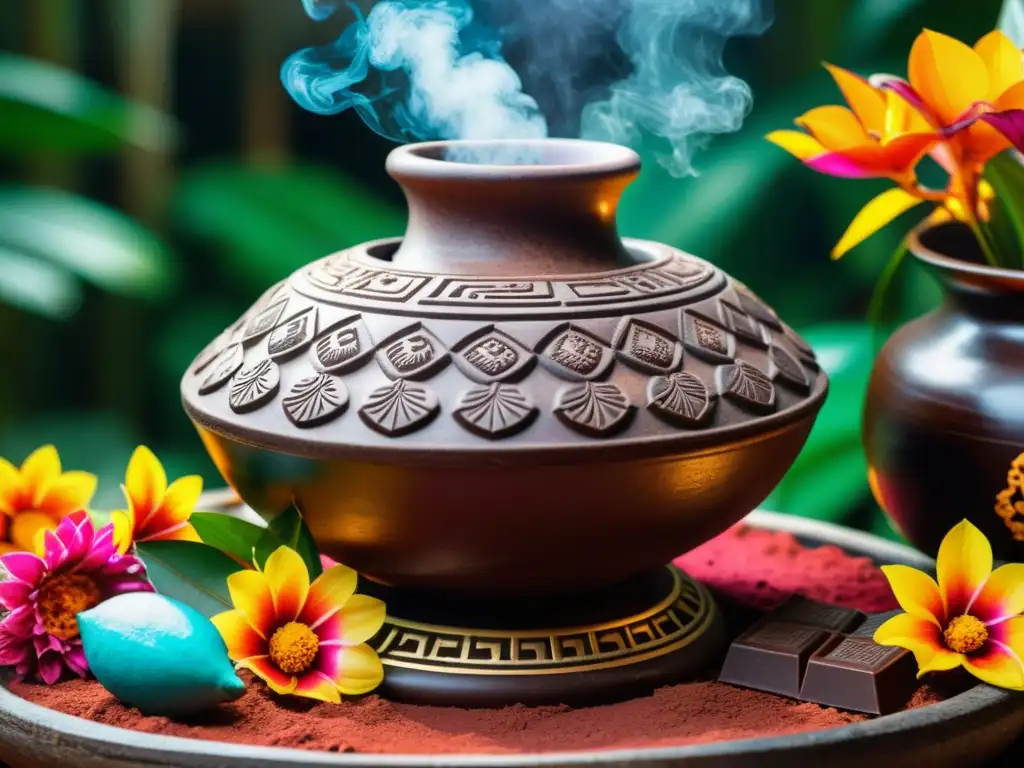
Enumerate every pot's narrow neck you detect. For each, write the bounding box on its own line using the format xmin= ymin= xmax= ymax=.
xmin=912 ymin=223 xmax=1024 ymax=322
xmin=384 ymin=140 xmax=645 ymax=277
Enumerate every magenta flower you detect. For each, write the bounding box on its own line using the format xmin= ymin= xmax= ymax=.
xmin=0 ymin=511 xmax=154 ymax=683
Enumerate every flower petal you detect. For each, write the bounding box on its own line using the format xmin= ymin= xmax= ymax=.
xmin=140 ymin=475 xmax=202 ymax=536
xmin=0 ymin=458 xmax=25 ymax=516
xmin=805 ymin=150 xmax=882 ymax=178
xmin=765 ymin=129 xmax=827 ymax=161
xmin=979 ymin=110 xmax=1024 ymax=155
xmin=110 ymin=510 xmax=134 ymax=555
xmin=962 ymin=617 xmax=1024 ymax=690
xmin=9 ymin=512 xmax=58 ymax=554
xmin=321 ymin=642 xmax=384 ymax=696
xmin=20 ymin=447 xmax=61 ymax=508
xmin=873 ymin=612 xmax=951 ymax=671
xmin=323 ymin=594 xmax=386 ymax=646
xmin=880 ymin=565 xmax=945 ymax=625
xmin=937 ymin=519 xmax=992 ymax=618
xmin=293 ymin=670 xmax=342 ymax=704
xmin=795 ymin=105 xmax=871 ymax=150
xmin=37 ymin=472 xmax=96 ymax=520
xmin=143 ymin=521 xmax=202 ymax=544
xmin=264 ymin=546 xmax=310 ymax=624
xmin=226 ymin=569 xmax=277 ymax=639
xmin=238 ymin=655 xmax=297 ymax=695
xmin=301 ymin=563 xmax=358 ymax=628
xmin=974 ymin=30 xmax=1023 ymax=102
xmin=41 ymin=528 xmax=68 ymax=571
xmin=124 ymin=446 xmax=167 ymax=523
xmin=831 ymin=187 xmax=924 ymax=260
xmin=824 ymin=64 xmax=886 ymax=132
xmin=211 ymin=609 xmax=267 ymax=661
xmin=909 ymin=29 xmax=988 ymax=126
xmin=0 ymin=551 xmax=45 ymax=586
xmin=971 ymin=563 xmax=1024 ymax=625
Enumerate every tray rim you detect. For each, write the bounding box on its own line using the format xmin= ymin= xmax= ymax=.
xmin=1 ymin=505 xmax=1021 ymax=768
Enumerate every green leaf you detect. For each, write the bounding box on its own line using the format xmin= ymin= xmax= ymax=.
xmin=0 ymin=186 xmax=177 ymax=300
xmin=173 ymin=163 xmax=404 ymax=290
xmin=982 ymin=151 xmax=1024 ymax=268
xmin=136 ymin=541 xmax=242 ymax=619
xmin=866 ymin=239 xmax=910 ymax=350
xmin=191 ymin=512 xmax=266 ymax=565
xmin=0 ymin=245 xmax=82 ymax=319
xmin=253 ymin=505 xmax=323 ymax=580
xmin=765 ymin=445 xmax=869 ymax=522
xmin=0 ymin=54 xmax=177 ymax=155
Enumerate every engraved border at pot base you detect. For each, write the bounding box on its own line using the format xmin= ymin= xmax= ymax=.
xmin=371 ymin=567 xmax=715 ymax=676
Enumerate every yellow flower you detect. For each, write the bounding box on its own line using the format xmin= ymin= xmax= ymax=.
xmin=0 ymin=446 xmax=97 ymax=555
xmin=875 ymin=520 xmax=1024 ymax=690
xmin=110 ymin=446 xmax=202 ymax=555
xmin=212 ymin=546 xmax=386 ymax=703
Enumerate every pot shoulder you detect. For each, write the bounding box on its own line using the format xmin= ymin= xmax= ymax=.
xmin=868 ymin=308 xmax=1024 ymax=440
xmin=180 ymin=238 xmax=827 ymax=462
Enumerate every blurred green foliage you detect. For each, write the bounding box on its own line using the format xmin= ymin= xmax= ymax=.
xmin=0 ymin=0 xmax=1008 ymax=539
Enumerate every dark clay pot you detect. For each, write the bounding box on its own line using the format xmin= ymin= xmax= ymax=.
xmin=864 ymin=221 xmax=1024 ymax=561
xmin=181 ymin=139 xmax=828 ymax=595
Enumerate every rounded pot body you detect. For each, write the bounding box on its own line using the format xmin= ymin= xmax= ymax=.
xmin=864 ymin=222 xmax=1024 ymax=560
xmin=182 ymin=139 xmax=827 ymax=595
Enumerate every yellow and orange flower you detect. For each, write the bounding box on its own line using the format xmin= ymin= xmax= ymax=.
xmin=0 ymin=446 xmax=97 ymax=555
xmin=874 ymin=520 xmax=1024 ymax=690
xmin=883 ymin=30 xmax=1024 ymax=168
xmin=767 ymin=63 xmax=938 ymax=184
xmin=212 ymin=546 xmax=386 ymax=703
xmin=111 ymin=446 xmax=202 ymax=555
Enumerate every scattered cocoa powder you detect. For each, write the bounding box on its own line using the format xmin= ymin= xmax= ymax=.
xmin=9 ymin=525 xmax=941 ymax=756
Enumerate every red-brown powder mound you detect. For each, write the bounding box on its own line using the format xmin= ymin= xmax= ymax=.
xmin=10 ymin=525 xmax=938 ymax=756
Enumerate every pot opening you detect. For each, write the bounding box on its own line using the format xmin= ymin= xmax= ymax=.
xmin=389 ymin=138 xmax=641 ymax=179
xmin=364 ymin=238 xmax=658 ymax=269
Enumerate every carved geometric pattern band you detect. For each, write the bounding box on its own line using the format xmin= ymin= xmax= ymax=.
xmin=371 ymin=567 xmax=715 ymax=675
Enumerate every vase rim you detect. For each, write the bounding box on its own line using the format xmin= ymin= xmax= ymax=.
xmin=910 ymin=220 xmax=1024 ymax=286
xmin=386 ymin=138 xmax=641 ymax=182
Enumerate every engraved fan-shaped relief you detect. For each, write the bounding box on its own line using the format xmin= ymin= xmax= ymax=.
xmin=769 ymin=344 xmax=810 ymax=393
xmin=199 ymin=344 xmax=244 ymax=395
xmin=554 ymin=382 xmax=635 ymax=438
xmin=229 ymin=359 xmax=280 ymax=413
xmin=717 ymin=361 xmax=776 ymax=414
xmin=647 ymin=372 xmax=715 ymax=427
xmin=455 ymin=383 xmax=538 ymax=439
xmin=359 ymin=379 xmax=440 ymax=437
xmin=283 ymin=373 xmax=349 ymax=428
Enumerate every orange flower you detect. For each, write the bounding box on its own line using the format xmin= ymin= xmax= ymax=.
xmin=767 ymin=63 xmax=938 ymax=182
xmin=888 ymin=30 xmax=1024 ymax=167
xmin=212 ymin=546 xmax=385 ymax=703
xmin=0 ymin=446 xmax=96 ymax=555
xmin=110 ymin=446 xmax=202 ymax=555
xmin=875 ymin=520 xmax=1024 ymax=690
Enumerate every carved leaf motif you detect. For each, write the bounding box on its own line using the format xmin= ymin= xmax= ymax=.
xmin=455 ymin=383 xmax=537 ymax=439
xmin=648 ymin=372 xmax=713 ymax=427
xmin=718 ymin=361 xmax=776 ymax=414
xmin=283 ymin=373 xmax=348 ymax=427
xmin=229 ymin=359 xmax=280 ymax=413
xmin=198 ymin=344 xmax=244 ymax=395
xmin=359 ymin=380 xmax=439 ymax=437
xmin=770 ymin=344 xmax=810 ymax=392
xmin=555 ymin=382 xmax=634 ymax=438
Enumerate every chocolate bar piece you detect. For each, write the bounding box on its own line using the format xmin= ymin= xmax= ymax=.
xmin=718 ymin=598 xmax=916 ymax=714
xmin=799 ymin=634 xmax=917 ymax=715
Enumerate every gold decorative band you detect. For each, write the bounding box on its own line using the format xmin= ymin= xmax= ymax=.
xmin=372 ymin=567 xmax=717 ymax=676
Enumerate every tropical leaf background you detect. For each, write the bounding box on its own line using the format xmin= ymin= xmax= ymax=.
xmin=0 ymin=0 xmax=1010 ymax=537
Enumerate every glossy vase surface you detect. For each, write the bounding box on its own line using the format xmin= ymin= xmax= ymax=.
xmin=865 ymin=221 xmax=1024 ymax=560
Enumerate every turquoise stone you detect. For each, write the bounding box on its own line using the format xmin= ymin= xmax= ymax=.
xmin=79 ymin=593 xmax=246 ymax=717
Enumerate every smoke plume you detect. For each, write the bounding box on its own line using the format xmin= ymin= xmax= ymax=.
xmin=283 ymin=0 xmax=772 ymax=176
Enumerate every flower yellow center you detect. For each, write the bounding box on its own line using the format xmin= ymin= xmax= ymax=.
xmin=944 ymin=614 xmax=988 ymax=654
xmin=37 ymin=574 xmax=102 ymax=641
xmin=268 ymin=621 xmax=319 ymax=675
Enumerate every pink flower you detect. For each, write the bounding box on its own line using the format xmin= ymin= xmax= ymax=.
xmin=0 ymin=511 xmax=154 ymax=683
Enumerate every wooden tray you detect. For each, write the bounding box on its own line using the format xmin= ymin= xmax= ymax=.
xmin=1 ymin=504 xmax=1021 ymax=768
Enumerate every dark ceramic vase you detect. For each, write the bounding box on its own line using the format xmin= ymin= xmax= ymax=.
xmin=181 ymin=139 xmax=827 ymax=705
xmin=864 ymin=221 xmax=1024 ymax=561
